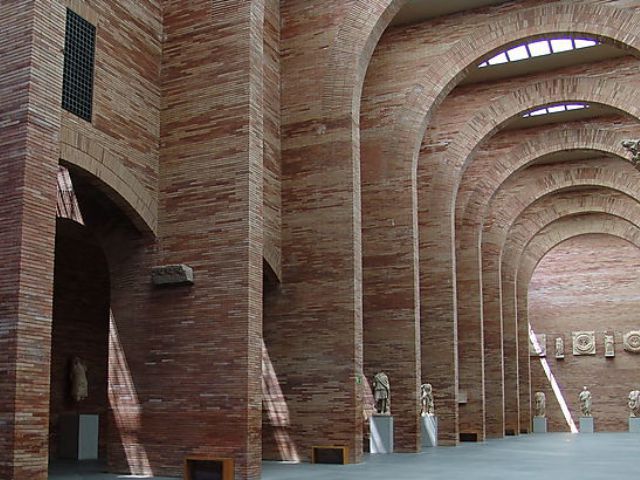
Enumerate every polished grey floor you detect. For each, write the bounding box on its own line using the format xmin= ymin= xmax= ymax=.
xmin=50 ymin=433 xmax=635 ymax=479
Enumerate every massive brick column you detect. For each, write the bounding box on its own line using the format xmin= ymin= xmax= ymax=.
xmin=0 ymin=1 xmax=64 ymax=478
xmin=106 ymin=2 xmax=265 ymax=479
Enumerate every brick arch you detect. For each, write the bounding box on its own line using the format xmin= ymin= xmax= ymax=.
xmin=388 ymin=3 xmax=640 ymax=170
xmin=456 ymin=127 xmax=632 ymax=234
xmin=514 ymin=213 xmax=640 ymax=433
xmin=323 ymin=0 xmax=407 ymax=116
xmin=500 ymin=188 xmax=640 ymax=435
xmin=454 ymin=127 xmax=635 ymax=440
xmin=355 ymin=1 xmax=640 ymax=448
xmin=479 ymin=160 xmax=640 ymax=436
xmin=415 ymin=78 xmax=640 ymax=443
xmin=59 ymin=142 xmax=157 ymax=236
xmin=520 ymin=216 xmax=640 ymax=291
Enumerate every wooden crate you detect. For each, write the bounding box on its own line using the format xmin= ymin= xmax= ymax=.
xmin=311 ymin=445 xmax=349 ymax=464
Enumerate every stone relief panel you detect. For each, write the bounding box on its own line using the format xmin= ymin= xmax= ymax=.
xmin=572 ymin=331 xmax=596 ymax=356
xmin=555 ymin=336 xmax=564 ymax=359
xmin=604 ymin=335 xmax=615 ymax=358
xmin=529 ymin=334 xmax=546 ymax=357
xmin=623 ymin=331 xmax=640 ymax=353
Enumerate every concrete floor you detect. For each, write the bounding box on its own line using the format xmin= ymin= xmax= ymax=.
xmin=50 ymin=433 xmax=635 ymax=479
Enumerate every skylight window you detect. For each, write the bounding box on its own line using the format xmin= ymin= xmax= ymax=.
xmin=522 ymin=103 xmax=589 ymax=118
xmin=478 ymin=37 xmax=599 ymax=68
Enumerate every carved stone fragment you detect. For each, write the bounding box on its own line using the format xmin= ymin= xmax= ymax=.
xmin=604 ymin=335 xmax=615 ymax=358
xmin=572 ymin=331 xmax=595 ymax=356
xmin=629 ymin=391 xmax=640 ymax=417
xmin=622 ymin=139 xmax=640 ymax=169
xmin=555 ymin=337 xmax=564 ymax=359
xmin=623 ymin=331 xmax=640 ymax=353
xmin=151 ymin=264 xmax=194 ymax=286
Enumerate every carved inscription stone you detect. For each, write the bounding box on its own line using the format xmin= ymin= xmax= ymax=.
xmin=529 ymin=334 xmax=546 ymax=357
xmin=604 ymin=335 xmax=615 ymax=358
xmin=151 ymin=264 xmax=194 ymax=286
xmin=572 ymin=331 xmax=595 ymax=356
xmin=555 ymin=337 xmax=564 ymax=359
xmin=623 ymin=331 xmax=640 ymax=353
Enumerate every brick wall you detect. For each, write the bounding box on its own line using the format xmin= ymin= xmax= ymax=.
xmin=530 ymin=234 xmax=640 ymax=431
xmin=0 ymin=1 xmax=65 ymax=479
xmin=59 ymin=0 xmax=162 ymax=234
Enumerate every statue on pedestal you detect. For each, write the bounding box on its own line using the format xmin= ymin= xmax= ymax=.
xmin=373 ymin=372 xmax=390 ymax=415
xmin=578 ymin=386 xmax=592 ymax=417
xmin=70 ymin=356 xmax=88 ymax=403
xmin=629 ymin=390 xmax=640 ymax=417
xmin=534 ymin=391 xmax=546 ymax=417
xmin=420 ymin=383 xmax=434 ymax=416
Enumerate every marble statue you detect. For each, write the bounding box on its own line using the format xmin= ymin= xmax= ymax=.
xmin=629 ymin=390 xmax=640 ymax=417
xmin=534 ymin=391 xmax=546 ymax=418
xmin=555 ymin=337 xmax=564 ymax=359
xmin=622 ymin=139 xmax=640 ymax=168
xmin=373 ymin=372 xmax=390 ymax=415
xmin=578 ymin=386 xmax=592 ymax=417
xmin=70 ymin=356 xmax=88 ymax=402
xmin=604 ymin=335 xmax=615 ymax=357
xmin=420 ymin=383 xmax=434 ymax=416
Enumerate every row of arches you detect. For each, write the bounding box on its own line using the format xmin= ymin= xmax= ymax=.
xmin=6 ymin=1 xmax=640 ymax=479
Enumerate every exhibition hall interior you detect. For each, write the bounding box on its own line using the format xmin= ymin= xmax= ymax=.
xmin=3 ymin=0 xmax=640 ymax=479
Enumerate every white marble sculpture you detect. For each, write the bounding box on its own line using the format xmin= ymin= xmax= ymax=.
xmin=604 ymin=335 xmax=615 ymax=357
xmin=572 ymin=331 xmax=596 ymax=355
xmin=70 ymin=356 xmax=88 ymax=402
xmin=623 ymin=331 xmax=640 ymax=353
xmin=555 ymin=337 xmax=564 ymax=359
xmin=373 ymin=372 xmax=391 ymax=415
xmin=534 ymin=391 xmax=546 ymax=418
xmin=629 ymin=391 xmax=640 ymax=417
xmin=420 ymin=383 xmax=434 ymax=416
xmin=622 ymin=139 xmax=640 ymax=168
xmin=579 ymin=386 xmax=592 ymax=417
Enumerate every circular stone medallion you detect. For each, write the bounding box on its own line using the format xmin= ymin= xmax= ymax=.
xmin=624 ymin=331 xmax=640 ymax=353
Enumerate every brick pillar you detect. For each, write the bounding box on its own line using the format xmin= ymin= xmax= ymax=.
xmin=362 ymin=173 xmax=421 ymax=453
xmin=0 ymin=1 xmax=64 ymax=478
xmin=502 ymin=271 xmax=521 ymax=435
xmin=481 ymin=238 xmax=505 ymax=438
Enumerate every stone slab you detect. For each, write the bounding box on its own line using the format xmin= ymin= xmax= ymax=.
xmin=533 ymin=416 xmax=547 ymax=433
xmin=421 ymin=415 xmax=438 ymax=447
xmin=370 ymin=415 xmax=393 ymax=454
xmin=580 ymin=417 xmax=594 ymax=433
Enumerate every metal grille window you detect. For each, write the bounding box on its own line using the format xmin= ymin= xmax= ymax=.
xmin=62 ymin=9 xmax=96 ymax=122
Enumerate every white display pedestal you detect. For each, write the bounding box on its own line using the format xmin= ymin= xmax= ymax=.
xmin=579 ymin=417 xmax=594 ymax=433
xmin=532 ymin=416 xmax=547 ymax=433
xmin=59 ymin=414 xmax=99 ymax=460
xmin=370 ymin=415 xmax=394 ymax=454
xmin=629 ymin=417 xmax=640 ymax=433
xmin=421 ymin=415 xmax=438 ymax=447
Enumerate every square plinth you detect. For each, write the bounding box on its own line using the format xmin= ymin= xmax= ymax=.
xmin=629 ymin=417 xmax=640 ymax=433
xmin=580 ymin=417 xmax=594 ymax=433
xmin=370 ymin=415 xmax=394 ymax=454
xmin=533 ymin=416 xmax=547 ymax=433
xmin=421 ymin=415 xmax=438 ymax=447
